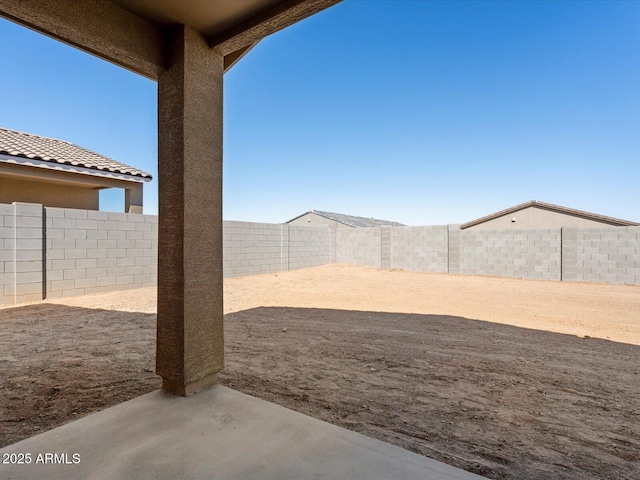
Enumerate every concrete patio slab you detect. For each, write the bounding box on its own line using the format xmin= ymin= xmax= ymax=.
xmin=0 ymin=385 xmax=486 ymax=480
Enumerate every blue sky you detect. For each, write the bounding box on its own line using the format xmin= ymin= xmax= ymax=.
xmin=1 ymin=1 xmax=638 ymax=225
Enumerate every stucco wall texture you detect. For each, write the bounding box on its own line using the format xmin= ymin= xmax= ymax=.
xmin=0 ymin=177 xmax=99 ymax=210
xmin=288 ymin=212 xmax=344 ymax=228
xmin=1 ymin=202 xmax=639 ymax=304
xmin=464 ymin=206 xmax=618 ymax=230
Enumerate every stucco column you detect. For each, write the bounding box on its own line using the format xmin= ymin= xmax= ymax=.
xmin=156 ymin=25 xmax=224 ymax=396
xmin=125 ymin=183 xmax=144 ymax=214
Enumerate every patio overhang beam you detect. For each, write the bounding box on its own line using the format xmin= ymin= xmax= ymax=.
xmin=210 ymin=0 xmax=340 ymax=56
xmin=0 ymin=0 xmax=164 ymax=80
xmin=0 ymin=0 xmax=340 ymax=79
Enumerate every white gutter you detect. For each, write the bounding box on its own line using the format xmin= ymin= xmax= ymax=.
xmin=0 ymin=154 xmax=151 ymax=183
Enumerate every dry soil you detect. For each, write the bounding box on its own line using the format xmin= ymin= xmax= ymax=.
xmin=1 ymin=264 xmax=639 ymax=479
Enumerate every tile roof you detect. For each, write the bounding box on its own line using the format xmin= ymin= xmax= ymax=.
xmin=460 ymin=200 xmax=639 ymax=229
xmin=0 ymin=127 xmax=152 ymax=180
xmin=289 ymin=210 xmax=405 ymax=228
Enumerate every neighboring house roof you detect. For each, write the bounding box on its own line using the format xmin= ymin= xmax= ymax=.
xmin=461 ymin=200 xmax=639 ymax=229
xmin=288 ymin=210 xmax=406 ymax=228
xmin=0 ymin=127 xmax=152 ymax=180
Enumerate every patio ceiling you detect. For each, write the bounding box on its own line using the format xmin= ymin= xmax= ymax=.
xmin=0 ymin=0 xmax=340 ymax=78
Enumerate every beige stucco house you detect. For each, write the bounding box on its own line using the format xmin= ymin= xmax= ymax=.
xmin=461 ymin=200 xmax=639 ymax=230
xmin=0 ymin=127 xmax=151 ymax=213
xmin=288 ymin=210 xmax=405 ymax=228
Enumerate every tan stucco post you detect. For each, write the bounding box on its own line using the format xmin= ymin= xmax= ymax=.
xmin=125 ymin=183 xmax=144 ymax=214
xmin=156 ymin=25 xmax=224 ymax=396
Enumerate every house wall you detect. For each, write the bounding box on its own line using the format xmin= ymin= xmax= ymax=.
xmin=288 ymin=212 xmax=342 ymax=228
xmin=464 ymin=206 xmax=615 ymax=230
xmin=0 ymin=177 xmax=99 ymax=210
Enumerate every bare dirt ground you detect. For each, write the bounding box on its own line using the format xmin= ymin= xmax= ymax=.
xmin=1 ymin=264 xmax=639 ymax=479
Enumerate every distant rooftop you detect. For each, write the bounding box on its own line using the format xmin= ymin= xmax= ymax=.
xmin=288 ymin=210 xmax=405 ymax=228
xmin=0 ymin=127 xmax=152 ymax=180
xmin=461 ymin=200 xmax=639 ymax=229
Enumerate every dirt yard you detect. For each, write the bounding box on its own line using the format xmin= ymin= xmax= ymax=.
xmin=1 ymin=264 xmax=639 ymax=479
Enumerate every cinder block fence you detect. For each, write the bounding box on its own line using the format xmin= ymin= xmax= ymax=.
xmin=0 ymin=203 xmax=334 ymax=305
xmin=336 ymin=224 xmax=639 ymax=284
xmin=0 ymin=202 xmax=157 ymax=305
xmin=1 ymin=202 xmax=638 ymax=305
xmin=222 ymin=221 xmax=335 ymax=277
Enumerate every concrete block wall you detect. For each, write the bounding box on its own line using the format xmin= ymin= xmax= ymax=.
xmin=13 ymin=203 xmax=45 ymax=303
xmin=335 ymin=225 xmax=451 ymax=274
xmin=1 ymin=203 xmax=49 ymax=304
xmin=333 ymin=224 xmax=639 ymax=285
xmin=0 ymin=204 xmax=338 ymax=304
xmin=380 ymin=227 xmax=391 ymax=269
xmin=458 ymin=228 xmax=562 ymax=280
xmin=222 ymin=221 xmax=286 ymax=278
xmin=0 ymin=203 xmax=157 ymax=305
xmin=561 ymin=227 xmax=578 ymax=282
xmin=222 ymin=222 xmax=335 ymax=277
xmin=44 ymin=207 xmax=157 ymax=299
xmin=336 ymin=227 xmax=382 ymax=268
xmin=1 ymin=202 xmax=638 ymax=305
xmin=288 ymin=224 xmax=336 ymax=270
xmin=447 ymin=225 xmax=461 ymax=274
xmin=390 ymin=225 xmax=449 ymax=273
xmin=562 ymin=226 xmax=640 ymax=284
xmin=0 ymin=204 xmax=11 ymax=304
